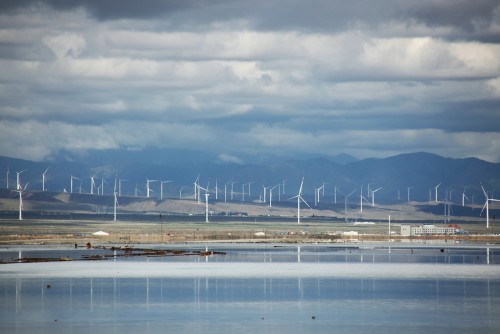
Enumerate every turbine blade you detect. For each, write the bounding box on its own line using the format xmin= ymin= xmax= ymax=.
xmin=480 ymin=201 xmax=487 ymax=216
xmin=480 ymin=184 xmax=488 ymax=198
xmin=300 ymin=196 xmax=311 ymax=208
xmin=299 ymin=177 xmax=304 ymax=195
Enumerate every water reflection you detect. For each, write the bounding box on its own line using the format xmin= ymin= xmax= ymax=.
xmin=1 ymin=245 xmax=500 ymax=333
xmin=2 ymin=275 xmax=499 ymax=334
xmin=1 ymin=245 xmax=498 ymax=264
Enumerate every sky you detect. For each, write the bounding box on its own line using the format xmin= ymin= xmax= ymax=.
xmin=0 ymin=0 xmax=499 ymax=164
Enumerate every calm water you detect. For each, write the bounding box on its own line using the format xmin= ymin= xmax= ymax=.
xmin=1 ymin=244 xmax=499 ymax=333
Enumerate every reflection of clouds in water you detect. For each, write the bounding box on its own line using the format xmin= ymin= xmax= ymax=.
xmin=2 ymin=274 xmax=499 ymax=334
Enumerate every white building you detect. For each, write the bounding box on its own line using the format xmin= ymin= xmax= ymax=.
xmin=401 ymin=224 xmax=459 ymax=236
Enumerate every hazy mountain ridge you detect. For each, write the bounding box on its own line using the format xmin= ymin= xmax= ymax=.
xmin=1 ymin=152 xmax=499 ymax=203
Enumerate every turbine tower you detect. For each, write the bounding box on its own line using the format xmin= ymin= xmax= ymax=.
xmin=248 ymin=181 xmax=254 ymax=200
xmin=118 ymin=179 xmax=127 ymax=197
xmin=315 ymin=184 xmax=325 ymax=206
xmin=269 ymin=184 xmax=279 ymax=208
xmin=42 ymin=167 xmax=49 ymax=191
xmin=343 ymin=189 xmax=356 ymax=223
xmin=16 ymin=169 xmax=26 ymax=190
xmin=289 ymin=177 xmax=310 ymax=224
xmin=360 ymin=186 xmax=369 ymax=213
xmin=90 ymin=176 xmax=96 ymax=195
xmin=372 ymin=187 xmax=382 ymax=207
xmin=113 ymin=190 xmax=118 ymax=222
xmin=6 ymin=167 xmax=9 ymax=189
xmin=100 ymin=177 xmax=107 ymax=196
xmin=205 ymin=193 xmax=210 ymax=223
xmin=15 ymin=183 xmax=28 ymax=220
xmin=407 ymin=187 xmax=413 ymax=202
xmin=198 ymin=185 xmax=209 ymax=222
xmin=261 ymin=184 xmax=268 ymax=204
xmin=462 ymin=188 xmax=469 ymax=207
xmin=70 ymin=176 xmax=79 ymax=194
xmin=231 ymin=181 xmax=237 ymax=201
xmin=480 ymin=184 xmax=500 ymax=228
xmin=146 ymin=179 xmax=157 ymax=198
xmin=193 ymin=175 xmax=199 ymax=201
xmin=434 ymin=183 xmax=441 ymax=202
xmin=224 ymin=181 xmax=231 ymax=203
xmin=215 ymin=178 xmax=218 ymax=200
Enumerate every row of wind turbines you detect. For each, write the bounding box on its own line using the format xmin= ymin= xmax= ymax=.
xmin=4 ymin=167 xmax=499 ymax=227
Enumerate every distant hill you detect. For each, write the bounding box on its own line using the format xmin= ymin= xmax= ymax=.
xmin=0 ymin=152 xmax=499 ymax=205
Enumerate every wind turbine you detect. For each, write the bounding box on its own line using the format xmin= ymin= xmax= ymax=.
xmin=90 ymin=176 xmax=96 ymax=195
xmin=334 ymin=185 xmax=339 ymax=204
xmin=215 ymin=178 xmax=218 ymax=200
xmin=238 ymin=183 xmax=245 ymax=201
xmin=407 ymin=187 xmax=413 ymax=202
xmin=248 ymin=181 xmax=254 ymax=199
xmin=282 ymin=180 xmax=287 ymax=196
xmin=343 ymin=189 xmax=356 ymax=222
xmin=16 ymin=169 xmax=26 ymax=190
xmin=289 ymin=177 xmax=310 ymax=224
xmin=179 ymin=186 xmax=185 ymax=199
xmin=367 ymin=183 xmax=374 ymax=199
xmin=118 ymin=179 xmax=127 ymax=197
xmin=197 ymin=185 xmax=210 ymax=222
xmin=15 ymin=182 xmax=28 ymax=220
xmin=196 ymin=180 xmax=205 ymax=204
xmin=100 ymin=177 xmax=108 ymax=196
xmin=70 ymin=176 xmax=79 ymax=194
xmin=113 ymin=190 xmax=118 ymax=222
xmin=224 ymin=181 xmax=231 ymax=203
xmin=146 ymin=179 xmax=157 ymax=198
xmin=315 ymin=184 xmax=325 ymax=206
xmin=42 ymin=167 xmax=49 ymax=191
xmin=480 ymin=184 xmax=500 ymax=228
xmin=462 ymin=189 xmax=469 ymax=207
xmin=160 ymin=181 xmax=172 ymax=200
xmin=5 ymin=167 xmax=9 ymax=189
xmin=371 ymin=187 xmax=382 ymax=207
xmin=269 ymin=184 xmax=279 ymax=207
xmin=434 ymin=183 xmax=441 ymax=202
xmin=231 ymin=181 xmax=237 ymax=201
xmin=205 ymin=192 xmax=210 ymax=222
xmin=193 ymin=175 xmax=199 ymax=201
xmin=261 ymin=184 xmax=268 ymax=204
xmin=360 ymin=186 xmax=369 ymax=213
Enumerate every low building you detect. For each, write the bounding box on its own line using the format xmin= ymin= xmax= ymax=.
xmin=401 ymin=224 xmax=461 ymax=236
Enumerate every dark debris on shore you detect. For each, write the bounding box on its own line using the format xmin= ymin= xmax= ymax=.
xmin=0 ymin=245 xmax=226 ymax=264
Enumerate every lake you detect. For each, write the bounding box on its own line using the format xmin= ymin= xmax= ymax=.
xmin=1 ymin=244 xmax=499 ymax=333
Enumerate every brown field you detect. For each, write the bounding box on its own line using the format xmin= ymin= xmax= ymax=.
xmin=0 ymin=195 xmax=499 ymax=245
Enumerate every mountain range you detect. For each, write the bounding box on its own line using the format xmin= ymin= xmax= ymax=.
xmin=1 ymin=151 xmax=499 ymax=205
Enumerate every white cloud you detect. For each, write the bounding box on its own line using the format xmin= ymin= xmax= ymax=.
xmin=42 ymin=32 xmax=86 ymax=59
xmin=0 ymin=2 xmax=499 ymax=162
xmin=217 ymin=154 xmax=244 ymax=164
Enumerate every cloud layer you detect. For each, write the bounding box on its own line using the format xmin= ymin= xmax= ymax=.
xmin=1 ymin=0 xmax=500 ymax=162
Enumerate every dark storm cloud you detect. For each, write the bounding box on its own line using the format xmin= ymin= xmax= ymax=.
xmin=0 ymin=0 xmax=203 ymax=20
xmin=2 ymin=0 xmax=499 ymax=40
